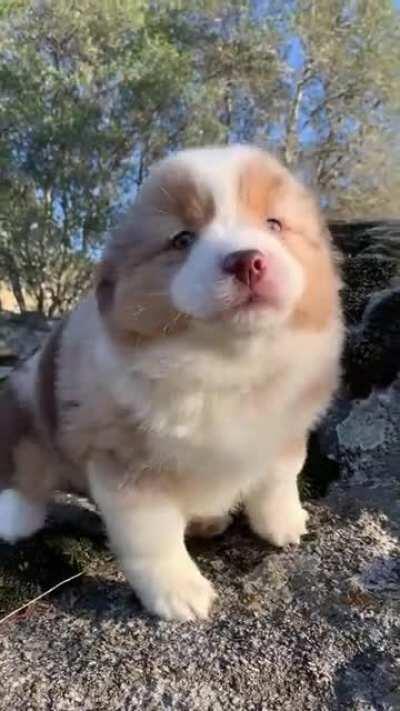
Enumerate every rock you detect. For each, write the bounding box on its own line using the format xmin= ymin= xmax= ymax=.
xmin=317 ymin=378 xmax=400 ymax=523
xmin=326 ymin=220 xmax=400 ymax=398
xmin=0 ymin=311 xmax=54 ymax=366
xmin=0 ymin=339 xmax=15 ymax=360
xmin=340 ymin=255 xmax=398 ymax=325
xmin=1 ymin=458 xmax=399 ymax=710
xmin=330 ymin=220 xmax=400 ymax=326
xmin=330 ymin=219 xmax=400 ymax=259
xmin=344 ymin=288 xmax=400 ymax=398
xmin=0 ymin=367 xmax=13 ymax=381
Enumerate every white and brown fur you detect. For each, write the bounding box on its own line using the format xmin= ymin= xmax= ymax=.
xmin=0 ymin=145 xmax=343 ymax=620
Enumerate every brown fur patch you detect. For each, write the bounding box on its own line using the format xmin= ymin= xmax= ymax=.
xmin=238 ymin=154 xmax=338 ymax=331
xmin=153 ymin=167 xmax=215 ymax=231
xmin=238 ymin=155 xmax=322 ymax=243
xmin=286 ymin=233 xmax=337 ymax=330
xmin=107 ymin=164 xmax=216 ymax=267
xmin=238 ymin=157 xmax=286 ymax=224
xmin=99 ymin=249 xmax=191 ymax=341
xmin=0 ymin=381 xmax=33 ymax=489
xmin=96 ymin=164 xmax=215 ymax=338
xmin=37 ymin=319 xmax=66 ymax=439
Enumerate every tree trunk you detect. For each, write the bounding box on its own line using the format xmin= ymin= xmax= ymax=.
xmin=10 ymin=280 xmax=26 ymax=314
xmin=0 ymin=250 xmax=27 ymax=313
xmin=36 ymin=286 xmax=45 ymax=315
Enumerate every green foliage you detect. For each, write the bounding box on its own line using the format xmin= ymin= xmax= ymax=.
xmin=0 ymin=0 xmax=193 ymax=314
xmin=287 ymin=0 xmax=400 ymax=217
xmin=0 ymin=0 xmax=399 ymax=313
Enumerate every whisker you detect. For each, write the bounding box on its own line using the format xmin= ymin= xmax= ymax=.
xmin=153 ymin=207 xmax=170 ymax=216
xmin=159 ymin=185 xmax=173 ymax=202
xmin=162 ymin=312 xmax=186 ymax=334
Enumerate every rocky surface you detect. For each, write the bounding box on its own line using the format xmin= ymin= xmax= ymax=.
xmin=0 ymin=311 xmax=55 ymax=381
xmin=0 ymin=220 xmax=400 ymax=709
xmin=0 ymin=478 xmax=399 ymax=709
xmin=344 ymin=288 xmax=400 ymax=399
xmin=0 ymin=311 xmax=53 ymax=363
xmin=331 ymin=221 xmax=400 ymax=326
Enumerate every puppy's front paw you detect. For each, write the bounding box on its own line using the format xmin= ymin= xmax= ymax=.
xmin=249 ymin=505 xmax=309 ymax=548
xmin=127 ymin=558 xmax=217 ymax=621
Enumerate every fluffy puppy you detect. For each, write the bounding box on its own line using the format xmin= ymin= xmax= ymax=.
xmin=0 ymin=145 xmax=343 ymax=621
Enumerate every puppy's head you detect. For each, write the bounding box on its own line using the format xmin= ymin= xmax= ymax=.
xmin=97 ymin=145 xmax=340 ymax=340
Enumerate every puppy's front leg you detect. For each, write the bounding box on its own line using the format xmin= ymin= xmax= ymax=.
xmin=244 ymin=439 xmax=309 ymax=547
xmin=88 ymin=454 xmax=216 ymax=621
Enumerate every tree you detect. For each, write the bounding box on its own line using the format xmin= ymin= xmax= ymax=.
xmin=1 ymin=0 xmax=399 ymax=315
xmin=0 ymin=0 xmax=192 ymax=315
xmin=163 ymin=0 xmax=285 ymax=147
xmin=272 ymin=0 xmax=400 ymax=216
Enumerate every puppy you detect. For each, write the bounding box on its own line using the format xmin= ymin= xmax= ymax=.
xmin=0 ymin=145 xmax=343 ymax=620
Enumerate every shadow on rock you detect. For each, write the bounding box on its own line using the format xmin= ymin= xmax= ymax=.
xmin=332 ymin=648 xmax=400 ymax=710
xmin=0 ymin=501 xmax=277 ymax=624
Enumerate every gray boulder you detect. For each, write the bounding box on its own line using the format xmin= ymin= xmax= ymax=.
xmin=340 ymin=254 xmax=398 ymax=325
xmin=343 ymin=288 xmax=400 ymax=398
xmin=330 ymin=220 xmax=400 ymax=326
xmin=0 ymin=311 xmax=54 ymax=366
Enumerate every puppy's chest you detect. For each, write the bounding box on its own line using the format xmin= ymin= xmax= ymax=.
xmin=124 ymin=372 xmax=293 ymax=472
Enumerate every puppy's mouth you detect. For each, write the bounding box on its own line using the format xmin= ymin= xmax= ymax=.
xmin=222 ymin=289 xmax=279 ymax=320
xmin=240 ymin=290 xmax=275 ymax=308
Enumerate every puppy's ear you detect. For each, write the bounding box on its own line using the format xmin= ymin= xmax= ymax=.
xmin=95 ymin=258 xmax=116 ymax=315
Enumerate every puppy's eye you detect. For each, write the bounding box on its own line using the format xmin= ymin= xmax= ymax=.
xmin=266 ymin=218 xmax=282 ymax=233
xmin=170 ymin=230 xmax=197 ymax=250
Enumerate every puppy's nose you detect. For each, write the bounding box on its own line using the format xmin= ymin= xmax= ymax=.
xmin=222 ymin=250 xmax=267 ymax=287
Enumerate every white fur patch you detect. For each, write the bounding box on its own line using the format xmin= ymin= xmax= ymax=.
xmin=0 ymin=489 xmax=46 ymax=543
xmin=245 ymin=447 xmax=309 ymax=547
xmin=89 ymin=468 xmax=217 ymax=621
xmin=95 ymin=317 xmax=341 ymax=521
